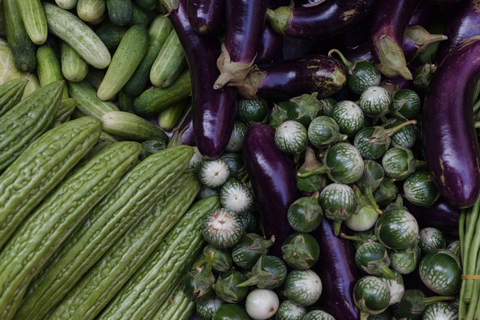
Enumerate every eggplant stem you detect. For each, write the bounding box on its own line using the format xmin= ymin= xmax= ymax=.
xmin=365 ymin=189 xmax=383 ymax=215
xmin=385 ymin=119 xmax=417 ymax=136
xmin=236 ymin=275 xmax=258 ymax=288
xmin=475 ymin=122 xmax=480 ymax=129
xmin=415 ymin=159 xmax=427 ymax=168
xmin=328 ymin=49 xmax=352 ymax=69
xmin=297 ymin=166 xmax=327 ymax=178
xmin=422 ymin=295 xmax=456 ymax=305
xmin=340 ymin=233 xmax=361 ymax=241
xmin=333 ymin=220 xmax=343 ymax=236
xmin=473 ymin=99 xmax=480 ymax=114
xmin=380 ymin=266 xmax=396 ymax=279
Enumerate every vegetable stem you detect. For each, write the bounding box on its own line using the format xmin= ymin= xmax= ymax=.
xmin=297 ymin=166 xmax=327 ymax=178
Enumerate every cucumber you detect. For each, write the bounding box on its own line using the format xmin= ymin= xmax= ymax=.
xmin=4 ymin=0 xmax=36 ymax=72
xmin=36 ymin=46 xmax=69 ymax=99
xmin=152 ymin=284 xmax=195 ymax=320
xmin=48 ymin=171 xmax=201 ymax=320
xmin=97 ymin=195 xmax=219 ymax=320
xmin=97 ymin=25 xmax=148 ymax=101
xmin=55 ymin=0 xmax=78 ymax=10
xmin=150 ymin=29 xmax=186 ymax=88
xmin=43 ymin=2 xmax=111 ymax=69
xmin=16 ymin=0 xmax=47 ymax=45
xmin=133 ymin=70 xmax=192 ymax=116
xmin=0 ymin=141 xmax=138 ymax=320
xmin=0 ymin=44 xmax=39 ymax=98
xmin=100 ymin=111 xmax=168 ymax=141
xmin=134 ymin=0 xmax=156 ymax=10
xmin=0 ymin=78 xmax=28 ymax=117
xmin=67 ymin=80 xmax=118 ymax=119
xmin=99 ymin=130 xmax=118 ymax=143
xmin=118 ymin=90 xmax=135 ymax=113
xmin=124 ymin=15 xmax=172 ymax=96
xmin=18 ymin=146 xmax=192 ymax=320
xmin=95 ymin=25 xmax=127 ymax=51
xmin=0 ymin=81 xmax=63 ymax=172
xmin=130 ymin=3 xmax=148 ymax=27
xmin=85 ymin=67 xmax=105 ymax=89
xmin=61 ymin=42 xmax=89 ymax=82
xmin=76 ymin=0 xmax=106 ymax=23
xmin=106 ymin=0 xmax=132 ymax=26
xmin=56 ymin=98 xmax=78 ymax=123
xmin=157 ymin=99 xmax=188 ymax=130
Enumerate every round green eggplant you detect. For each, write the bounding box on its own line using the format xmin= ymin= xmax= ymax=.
xmin=231 ymin=233 xmax=274 ymax=269
xmin=422 ymin=302 xmax=458 ymax=320
xmin=214 ymin=270 xmax=248 ymax=303
xmin=375 ymin=205 xmax=419 ymax=250
xmin=302 ymin=310 xmax=336 ymax=320
xmin=356 ymin=160 xmax=384 ymax=214
xmin=323 ymin=142 xmax=364 ymax=184
xmin=381 ymin=146 xmax=421 ymax=181
xmin=199 ymin=159 xmax=231 ymax=188
xmin=390 ymin=89 xmax=421 ymax=120
xmin=391 ymin=289 xmax=455 ymax=320
xmin=359 ymin=86 xmax=391 ymax=118
xmin=283 ymin=269 xmax=323 ymax=307
xmin=238 ymin=211 xmax=257 ymax=233
xmin=418 ymin=227 xmax=446 ymax=254
xmin=220 ymin=152 xmax=246 ymax=180
xmin=320 ymin=183 xmax=356 ymax=235
xmin=355 ymin=241 xmax=396 ymax=279
xmin=182 ymin=252 xmax=216 ymax=302
xmin=282 ymin=233 xmax=320 ymax=270
xmin=380 ymin=270 xmax=404 ymax=306
xmin=287 ymin=194 xmax=323 ymax=233
xmin=419 ymin=250 xmax=462 ymax=295
xmin=196 ymin=297 xmax=224 ymax=320
xmin=237 ymin=98 xmax=269 ymax=124
xmin=353 ymin=276 xmax=391 ymax=317
xmin=403 ymin=171 xmax=439 ymax=207
xmin=226 ymin=122 xmax=248 ymax=152
xmin=275 ymin=120 xmax=308 ymax=154
xmin=237 ymin=255 xmax=287 ymax=289
xmin=203 ymin=245 xmax=233 ymax=273
xmin=367 ymin=310 xmax=395 ymax=320
xmin=384 ymin=117 xmax=418 ymax=149
xmin=307 ymin=116 xmax=347 ymax=147
xmin=275 ymin=300 xmax=307 ymax=320
xmin=202 ymin=208 xmax=244 ymax=249
xmin=373 ymin=178 xmax=398 ymax=207
xmin=214 ymin=304 xmax=252 ymax=320
xmin=220 ymin=179 xmax=254 ymax=213
xmin=331 ymin=100 xmax=365 ymax=135
xmin=389 ymin=244 xmax=421 ymax=274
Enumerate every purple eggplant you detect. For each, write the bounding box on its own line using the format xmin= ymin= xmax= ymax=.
xmin=187 ymin=0 xmax=225 ymax=34
xmin=370 ymin=0 xmax=419 ymax=80
xmin=266 ymin=0 xmax=377 ymax=39
xmin=255 ymin=24 xmax=284 ymax=65
xmin=313 ymin=219 xmax=361 ymax=320
xmin=408 ymin=0 xmax=435 ymax=27
xmin=243 ymin=124 xmax=301 ymax=258
xmin=429 ymin=0 xmax=464 ymax=3
xmin=163 ymin=0 xmax=237 ymax=159
xmin=435 ymin=0 xmax=480 ymax=63
xmin=214 ymin=0 xmax=267 ymax=89
xmin=232 ymin=55 xmax=347 ymax=101
xmin=423 ymin=37 xmax=480 ymax=208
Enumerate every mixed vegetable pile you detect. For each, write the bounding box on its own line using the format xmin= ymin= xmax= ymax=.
xmin=0 ymin=0 xmax=480 ymax=319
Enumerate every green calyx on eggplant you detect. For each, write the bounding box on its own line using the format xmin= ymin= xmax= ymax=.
xmin=231 ymin=233 xmax=275 ymax=270
xmin=318 ymin=98 xmax=337 ymax=117
xmin=320 ymin=183 xmax=356 ymax=235
xmin=359 ymin=86 xmax=392 ymax=118
xmin=331 ymin=100 xmax=365 ymax=135
xmin=271 ymin=94 xmax=325 ymax=129
xmin=390 ymin=289 xmax=456 ymax=320
xmin=413 ymin=63 xmax=437 ymax=92
xmin=328 ymin=49 xmax=381 ymax=95
xmin=356 ymin=160 xmax=385 ymax=214
xmin=269 ymin=103 xmax=289 ymax=128
xmin=274 ymin=120 xmax=308 ymax=155
xmin=281 ymin=233 xmax=320 ymax=270
xmin=382 ymin=146 xmax=425 ymax=181
xmin=182 ymin=250 xmax=216 ymax=303
xmin=295 ymin=147 xmax=327 ymax=193
xmin=203 ymin=245 xmax=233 ymax=273
xmin=307 ymin=116 xmax=347 ymax=148
xmin=373 ymin=178 xmax=398 ymax=207
xmin=380 ymin=270 xmax=404 ymax=306
xmin=419 ymin=249 xmax=462 ymax=296
xmin=404 ymin=25 xmax=448 ymax=62
xmin=287 ymin=192 xmax=323 ymax=233
xmin=237 ymin=98 xmax=270 ymax=125
xmin=403 ymin=171 xmax=439 ymax=207
xmin=226 ymin=122 xmax=248 ymax=152
xmin=345 ymin=187 xmax=379 ymax=232
xmin=353 ymin=276 xmax=391 ymax=319
xmin=237 ymin=255 xmax=287 ymax=289
xmin=418 ymin=227 xmax=446 ymax=254
xmin=341 ymin=229 xmax=378 ymax=250
xmin=390 ymin=89 xmax=421 ymax=120
xmin=384 ymin=117 xmax=418 ymax=149
xmin=355 ymin=241 xmax=396 ymax=279
xmin=354 ymin=119 xmax=417 ymax=160
xmin=213 ymin=269 xmax=248 ymax=303
xmin=389 ymin=242 xmax=421 ymax=275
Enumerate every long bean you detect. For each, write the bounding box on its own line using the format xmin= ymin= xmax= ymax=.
xmin=466 ymin=248 xmax=480 ymax=319
xmin=459 ymin=209 xmax=468 ymax=319
xmin=462 ymin=200 xmax=480 ymax=303
xmin=464 ymin=199 xmax=480 ymax=303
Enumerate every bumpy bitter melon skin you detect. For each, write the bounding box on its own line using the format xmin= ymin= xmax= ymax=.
xmin=0 ymin=139 xmax=140 ymax=320
xmin=0 ymin=116 xmax=101 ymax=250
xmin=17 ymin=146 xmax=194 ymax=320
xmin=0 ymin=78 xmax=28 ymax=117
xmin=98 ymin=195 xmax=220 ymax=320
xmin=47 ymin=170 xmax=200 ymax=320
xmin=153 ymin=284 xmax=196 ymax=320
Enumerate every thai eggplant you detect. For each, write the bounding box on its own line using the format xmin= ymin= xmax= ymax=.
xmin=187 ymin=0 xmax=225 ymax=34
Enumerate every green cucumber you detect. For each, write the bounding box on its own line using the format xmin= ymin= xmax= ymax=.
xmin=97 ymin=25 xmax=149 ymax=101
xmin=0 ymin=78 xmax=28 ymax=117
xmin=134 ymin=0 xmax=156 ymax=10
xmin=150 ymin=29 xmax=186 ymax=87
xmin=106 ymin=0 xmax=132 ymax=26
xmin=124 ymin=15 xmax=173 ymax=96
xmin=16 ymin=0 xmax=47 ymax=45
xmin=100 ymin=111 xmax=168 ymax=141
xmin=130 ymin=3 xmax=148 ymax=27
xmin=133 ymin=70 xmax=192 ymax=116
xmin=95 ymin=25 xmax=127 ymax=51
xmin=153 ymin=284 xmax=195 ymax=320
xmin=118 ymin=90 xmax=135 ymax=113
xmin=157 ymin=99 xmax=188 ymax=130
xmin=18 ymin=146 xmax=193 ymax=320
xmin=99 ymin=130 xmax=118 ymax=143
xmin=85 ymin=68 xmax=105 ymax=89
xmin=36 ymin=46 xmax=69 ymax=99
xmin=55 ymin=0 xmax=78 ymax=10
xmin=43 ymin=2 xmax=111 ymax=69
xmin=97 ymin=195 xmax=218 ymax=320
xmin=48 ymin=171 xmax=201 ymax=320
xmin=4 ymin=0 xmax=36 ymax=72
xmin=0 ymin=81 xmax=63 ymax=172
xmin=76 ymin=0 xmax=106 ymax=23
xmin=67 ymin=80 xmax=118 ymax=119
xmin=61 ymin=42 xmax=89 ymax=82
xmin=0 ymin=140 xmax=138 ymax=320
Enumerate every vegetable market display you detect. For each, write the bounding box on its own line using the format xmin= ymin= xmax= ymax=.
xmin=0 ymin=0 xmax=479 ymax=320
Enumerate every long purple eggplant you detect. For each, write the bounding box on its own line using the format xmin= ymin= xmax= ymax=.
xmin=232 ymin=55 xmax=347 ymax=101
xmin=408 ymin=0 xmax=434 ymax=27
xmin=313 ymin=219 xmax=361 ymax=320
xmin=162 ymin=0 xmax=236 ymax=159
xmin=255 ymin=24 xmax=284 ymax=65
xmin=187 ymin=0 xmax=225 ymax=34
xmin=266 ymin=0 xmax=377 ymax=39
xmin=423 ymin=37 xmax=480 ymax=208
xmin=214 ymin=0 xmax=267 ymax=89
xmin=243 ymin=124 xmax=301 ymax=258
xmin=435 ymin=0 xmax=480 ymax=63
xmin=370 ymin=0 xmax=419 ymax=80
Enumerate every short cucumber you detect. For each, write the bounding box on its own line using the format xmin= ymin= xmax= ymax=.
xmin=0 ymin=80 xmax=63 ymax=172
xmin=134 ymin=0 xmax=156 ymax=10
xmin=124 ymin=15 xmax=173 ymax=96
xmin=133 ymin=70 xmax=192 ymax=116
xmin=157 ymin=99 xmax=188 ymax=130
xmin=100 ymin=111 xmax=168 ymax=141
xmin=150 ymin=29 xmax=186 ymax=88
xmin=0 ymin=78 xmax=28 ymax=117
xmin=55 ymin=0 xmax=78 ymax=10
xmin=118 ymin=90 xmax=135 ymax=113
xmin=95 ymin=25 xmax=127 ymax=51
xmin=97 ymin=195 xmax=219 ymax=320
xmin=43 ymin=2 xmax=111 ymax=69
xmin=16 ymin=0 xmax=48 ymax=45
xmin=4 ymin=0 xmax=36 ymax=72
xmin=97 ymin=25 xmax=149 ymax=101
xmin=48 ymin=170 xmax=201 ymax=320
xmin=67 ymin=80 xmax=118 ymax=119
xmin=153 ymin=284 xmax=195 ymax=320
xmin=129 ymin=3 xmax=148 ymax=27
xmin=85 ymin=68 xmax=105 ymax=89
xmin=56 ymin=97 xmax=78 ymax=123
xmin=0 ymin=141 xmax=138 ymax=320
xmin=61 ymin=42 xmax=89 ymax=82
xmin=36 ymin=46 xmax=69 ymax=99
xmin=0 ymin=45 xmax=39 ymax=98
xmin=76 ymin=0 xmax=106 ymax=23
xmin=106 ymin=0 xmax=132 ymax=26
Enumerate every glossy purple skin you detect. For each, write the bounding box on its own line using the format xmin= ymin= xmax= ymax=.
xmin=178 ymin=110 xmax=195 ymax=146
xmin=225 ymin=0 xmax=266 ymax=63
xmin=435 ymin=0 xmax=480 ymax=63
xmin=255 ymin=55 xmax=347 ymax=101
xmin=255 ymin=24 xmax=284 ymax=65
xmin=243 ymin=124 xmax=301 ymax=257
xmin=423 ymin=38 xmax=480 ymax=208
xmin=187 ymin=0 xmax=225 ymax=34
xmin=345 ymin=42 xmax=373 ymax=62
xmin=268 ymin=0 xmax=289 ymax=9
xmin=313 ymin=219 xmax=361 ymax=320
xmin=429 ymin=0 xmax=464 ymax=3
xmin=408 ymin=0 xmax=434 ymax=26
xmin=166 ymin=0 xmax=237 ymax=158
xmin=274 ymin=0 xmax=377 ymax=39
